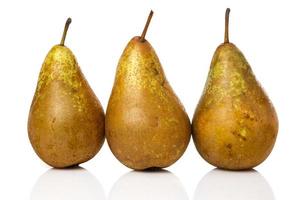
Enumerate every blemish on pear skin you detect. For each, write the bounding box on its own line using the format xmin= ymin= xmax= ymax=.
xmin=232 ymin=129 xmax=247 ymax=141
xmin=243 ymin=111 xmax=256 ymax=121
xmin=51 ymin=117 xmax=56 ymax=132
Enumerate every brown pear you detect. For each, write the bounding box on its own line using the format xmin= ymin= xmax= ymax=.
xmin=192 ymin=9 xmax=278 ymax=170
xmin=106 ymin=11 xmax=191 ymax=170
xmin=28 ymin=18 xmax=105 ymax=168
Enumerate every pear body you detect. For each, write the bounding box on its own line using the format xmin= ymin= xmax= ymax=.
xmin=192 ymin=43 xmax=278 ymax=170
xmin=106 ymin=37 xmax=191 ymax=170
xmin=28 ymin=45 xmax=105 ymax=168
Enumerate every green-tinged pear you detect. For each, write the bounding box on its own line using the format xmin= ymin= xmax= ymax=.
xmin=192 ymin=9 xmax=278 ymax=170
xmin=28 ymin=18 xmax=105 ymax=168
xmin=106 ymin=11 xmax=191 ymax=170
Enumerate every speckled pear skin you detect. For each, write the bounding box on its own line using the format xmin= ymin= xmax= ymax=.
xmin=106 ymin=37 xmax=191 ymax=170
xmin=28 ymin=45 xmax=105 ymax=168
xmin=192 ymin=43 xmax=278 ymax=170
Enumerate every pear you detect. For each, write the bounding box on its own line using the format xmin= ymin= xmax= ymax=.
xmin=192 ymin=9 xmax=278 ymax=170
xmin=28 ymin=18 xmax=105 ymax=168
xmin=106 ymin=11 xmax=191 ymax=170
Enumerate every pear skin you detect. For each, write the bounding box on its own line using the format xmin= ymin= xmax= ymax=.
xmin=106 ymin=11 xmax=191 ymax=170
xmin=192 ymin=9 xmax=278 ymax=170
xmin=28 ymin=19 xmax=105 ymax=168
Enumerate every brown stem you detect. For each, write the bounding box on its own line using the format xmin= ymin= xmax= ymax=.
xmin=224 ymin=8 xmax=230 ymax=43
xmin=60 ymin=18 xmax=72 ymax=46
xmin=140 ymin=10 xmax=154 ymax=42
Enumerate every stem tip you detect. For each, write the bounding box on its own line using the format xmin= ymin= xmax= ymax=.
xmin=224 ymin=8 xmax=230 ymax=43
xmin=140 ymin=10 xmax=154 ymax=42
xmin=60 ymin=17 xmax=72 ymax=46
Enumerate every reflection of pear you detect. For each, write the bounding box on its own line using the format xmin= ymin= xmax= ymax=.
xmin=192 ymin=8 xmax=278 ymax=170
xmin=109 ymin=170 xmax=188 ymax=200
xmin=31 ymin=167 xmax=105 ymax=200
xmin=106 ymin=11 xmax=191 ymax=170
xmin=28 ymin=18 xmax=105 ymax=168
xmin=195 ymin=169 xmax=275 ymax=200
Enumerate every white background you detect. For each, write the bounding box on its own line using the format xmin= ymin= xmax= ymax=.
xmin=0 ymin=0 xmax=298 ymax=199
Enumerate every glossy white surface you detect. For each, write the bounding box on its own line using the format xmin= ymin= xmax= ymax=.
xmin=31 ymin=168 xmax=105 ymax=200
xmin=109 ymin=170 xmax=188 ymax=200
xmin=195 ymin=169 xmax=275 ymax=200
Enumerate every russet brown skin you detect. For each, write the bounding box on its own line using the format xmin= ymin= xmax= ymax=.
xmin=106 ymin=12 xmax=191 ymax=170
xmin=192 ymin=9 xmax=278 ymax=170
xmin=28 ymin=19 xmax=105 ymax=168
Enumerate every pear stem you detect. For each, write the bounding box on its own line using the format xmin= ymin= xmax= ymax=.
xmin=60 ymin=18 xmax=72 ymax=46
xmin=140 ymin=10 xmax=154 ymax=42
xmin=224 ymin=8 xmax=230 ymax=43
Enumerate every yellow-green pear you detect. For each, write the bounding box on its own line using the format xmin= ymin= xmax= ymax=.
xmin=28 ymin=18 xmax=105 ymax=168
xmin=192 ymin=9 xmax=278 ymax=170
xmin=106 ymin=11 xmax=191 ymax=170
